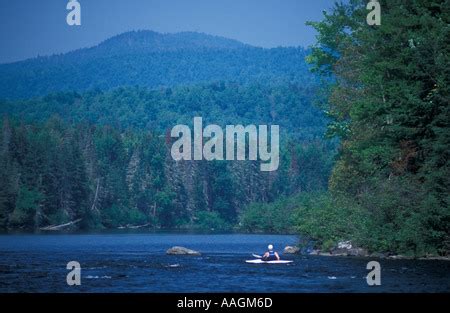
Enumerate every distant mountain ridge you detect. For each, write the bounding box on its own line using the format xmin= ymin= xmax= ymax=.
xmin=96 ymin=30 xmax=249 ymax=52
xmin=56 ymin=31 xmax=249 ymax=60
xmin=0 ymin=31 xmax=332 ymax=233
xmin=0 ymin=30 xmax=313 ymax=99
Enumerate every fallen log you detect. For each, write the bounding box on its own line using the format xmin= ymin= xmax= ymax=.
xmin=117 ymin=223 xmax=151 ymax=229
xmin=40 ymin=219 xmax=82 ymax=231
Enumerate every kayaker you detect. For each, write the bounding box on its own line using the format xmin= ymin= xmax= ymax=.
xmin=262 ymin=244 xmax=280 ymax=261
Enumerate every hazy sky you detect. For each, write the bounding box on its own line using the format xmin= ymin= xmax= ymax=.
xmin=0 ymin=0 xmax=336 ymax=64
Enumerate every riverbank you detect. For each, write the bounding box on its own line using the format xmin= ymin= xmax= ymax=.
xmin=282 ymin=243 xmax=450 ymax=261
xmin=306 ymin=250 xmax=450 ymax=261
xmin=287 ymin=241 xmax=450 ymax=261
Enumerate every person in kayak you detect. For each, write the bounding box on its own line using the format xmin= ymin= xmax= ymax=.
xmin=262 ymin=244 xmax=280 ymax=261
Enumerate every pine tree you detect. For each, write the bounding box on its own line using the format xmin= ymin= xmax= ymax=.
xmin=308 ymin=0 xmax=450 ymax=255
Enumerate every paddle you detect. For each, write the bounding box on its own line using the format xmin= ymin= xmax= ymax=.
xmin=252 ymin=253 xmax=262 ymax=259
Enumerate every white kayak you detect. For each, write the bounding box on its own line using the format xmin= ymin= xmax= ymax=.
xmin=245 ymin=259 xmax=293 ymax=264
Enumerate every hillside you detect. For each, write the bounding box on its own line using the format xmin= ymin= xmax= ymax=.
xmin=0 ymin=82 xmax=326 ymax=139
xmin=0 ymin=30 xmax=314 ymax=99
xmin=0 ymin=30 xmax=334 ymax=232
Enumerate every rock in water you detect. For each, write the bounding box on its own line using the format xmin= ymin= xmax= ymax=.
xmin=283 ymin=246 xmax=300 ymax=254
xmin=370 ymin=252 xmax=388 ymax=259
xmin=331 ymin=242 xmax=369 ymax=257
xmin=166 ymin=246 xmax=201 ymax=256
xmin=309 ymin=249 xmax=320 ymax=255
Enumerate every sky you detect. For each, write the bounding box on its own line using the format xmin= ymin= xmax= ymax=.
xmin=0 ymin=0 xmax=336 ymax=64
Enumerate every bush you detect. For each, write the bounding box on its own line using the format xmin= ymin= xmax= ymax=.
xmin=239 ymin=196 xmax=298 ymax=233
xmin=293 ymin=193 xmax=366 ymax=248
xmin=193 ymin=211 xmax=231 ymax=231
xmin=127 ymin=208 xmax=149 ymax=226
xmin=292 ymin=186 xmax=447 ymax=257
xmin=101 ymin=205 xmax=149 ymax=228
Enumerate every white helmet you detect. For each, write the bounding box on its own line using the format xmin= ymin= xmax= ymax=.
xmin=268 ymin=244 xmax=274 ymax=250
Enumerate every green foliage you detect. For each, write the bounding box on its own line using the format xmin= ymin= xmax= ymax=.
xmin=306 ymin=0 xmax=450 ymax=256
xmin=0 ymin=82 xmax=326 ymax=140
xmin=9 ymin=187 xmax=43 ymax=228
xmin=101 ymin=205 xmax=147 ymax=228
xmin=0 ymin=31 xmax=337 ymax=233
xmin=0 ymin=115 xmax=334 ymax=231
xmin=293 ymin=193 xmax=368 ymax=249
xmin=193 ymin=211 xmax=231 ymax=231
xmin=239 ymin=195 xmax=302 ymax=233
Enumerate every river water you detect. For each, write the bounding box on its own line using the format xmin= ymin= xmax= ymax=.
xmin=0 ymin=233 xmax=448 ymax=292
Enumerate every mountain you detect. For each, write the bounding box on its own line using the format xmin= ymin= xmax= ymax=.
xmin=0 ymin=30 xmax=333 ymax=232
xmin=0 ymin=30 xmax=314 ymax=99
xmin=93 ymin=30 xmax=248 ymax=53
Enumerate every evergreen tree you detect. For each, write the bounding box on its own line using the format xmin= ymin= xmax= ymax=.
xmin=307 ymin=0 xmax=450 ymax=255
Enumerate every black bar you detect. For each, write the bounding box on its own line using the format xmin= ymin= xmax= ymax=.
xmin=0 ymin=293 xmax=448 ymax=312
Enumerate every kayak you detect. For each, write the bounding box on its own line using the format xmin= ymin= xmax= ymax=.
xmin=245 ymin=259 xmax=293 ymax=264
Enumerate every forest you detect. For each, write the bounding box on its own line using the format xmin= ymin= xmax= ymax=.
xmin=238 ymin=0 xmax=449 ymax=257
xmin=0 ymin=115 xmax=334 ymax=231
xmin=0 ymin=83 xmax=335 ymax=231
xmin=295 ymin=0 xmax=449 ymax=256
xmin=0 ymin=0 xmax=448 ymax=258
xmin=0 ymin=29 xmax=334 ymax=232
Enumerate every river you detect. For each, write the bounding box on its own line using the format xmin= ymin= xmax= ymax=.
xmin=0 ymin=233 xmax=448 ymax=292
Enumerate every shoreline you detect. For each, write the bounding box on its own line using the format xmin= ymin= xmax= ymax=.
xmin=303 ymin=250 xmax=450 ymax=261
